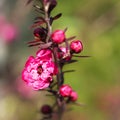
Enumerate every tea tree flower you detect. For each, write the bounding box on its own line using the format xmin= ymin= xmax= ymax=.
xmin=70 ymin=40 xmax=83 ymax=53
xmin=22 ymin=51 xmax=58 ymax=90
xmin=51 ymin=30 xmax=65 ymax=44
xmin=70 ymin=91 xmax=78 ymax=101
xmin=59 ymin=84 xmax=72 ymax=97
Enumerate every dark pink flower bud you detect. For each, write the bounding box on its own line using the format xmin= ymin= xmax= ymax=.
xmin=33 ymin=28 xmax=46 ymax=41
xmin=59 ymin=84 xmax=72 ymax=97
xmin=41 ymin=104 xmax=52 ymax=114
xmin=70 ymin=40 xmax=83 ymax=53
xmin=51 ymin=30 xmax=65 ymax=44
xmin=70 ymin=91 xmax=78 ymax=101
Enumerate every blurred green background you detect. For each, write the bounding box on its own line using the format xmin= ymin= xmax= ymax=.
xmin=0 ymin=0 xmax=120 ymax=120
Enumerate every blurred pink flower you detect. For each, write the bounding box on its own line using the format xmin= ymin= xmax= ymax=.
xmin=15 ymin=77 xmax=35 ymax=99
xmin=0 ymin=14 xmax=17 ymax=43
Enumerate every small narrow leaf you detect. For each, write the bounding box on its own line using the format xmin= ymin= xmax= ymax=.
xmin=63 ymin=70 xmax=75 ymax=74
xmin=73 ymin=55 xmax=91 ymax=58
xmin=39 ymin=42 xmax=52 ymax=49
xmin=28 ymin=43 xmax=41 ymax=47
xmin=52 ymin=13 xmax=62 ymax=20
xmin=34 ymin=16 xmax=46 ymax=21
xmin=73 ymin=102 xmax=86 ymax=107
xmin=62 ymin=60 xmax=78 ymax=64
xmin=64 ymin=27 xmax=68 ymax=33
xmin=67 ymin=60 xmax=78 ymax=63
xmin=33 ymin=5 xmax=44 ymax=12
xmin=26 ymin=0 xmax=34 ymax=5
xmin=31 ymin=21 xmax=46 ymax=28
xmin=66 ymin=36 xmax=76 ymax=41
xmin=27 ymin=40 xmax=42 ymax=44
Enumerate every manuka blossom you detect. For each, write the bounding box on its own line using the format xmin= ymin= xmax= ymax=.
xmin=22 ymin=49 xmax=58 ymax=90
xmin=59 ymin=84 xmax=72 ymax=97
xmin=59 ymin=84 xmax=78 ymax=101
xmin=70 ymin=40 xmax=83 ymax=53
xmin=51 ymin=30 xmax=65 ymax=44
xmin=70 ymin=91 xmax=78 ymax=101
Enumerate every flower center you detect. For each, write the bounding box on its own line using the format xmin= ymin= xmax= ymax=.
xmin=37 ymin=65 xmax=43 ymax=75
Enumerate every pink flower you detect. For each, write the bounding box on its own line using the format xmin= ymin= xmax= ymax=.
xmin=22 ymin=52 xmax=58 ymax=90
xmin=70 ymin=40 xmax=83 ymax=53
xmin=15 ymin=77 xmax=36 ymax=99
xmin=30 ymin=80 xmax=50 ymax=90
xmin=43 ymin=61 xmax=58 ymax=75
xmin=0 ymin=15 xmax=17 ymax=43
xmin=59 ymin=84 xmax=78 ymax=101
xmin=59 ymin=84 xmax=72 ymax=97
xmin=70 ymin=91 xmax=78 ymax=101
xmin=51 ymin=30 xmax=65 ymax=44
xmin=1 ymin=24 xmax=17 ymax=41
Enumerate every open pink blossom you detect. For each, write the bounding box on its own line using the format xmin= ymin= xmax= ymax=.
xmin=70 ymin=40 xmax=83 ymax=53
xmin=59 ymin=84 xmax=72 ymax=97
xmin=51 ymin=30 xmax=65 ymax=44
xmin=22 ymin=54 xmax=58 ymax=90
xmin=70 ymin=91 xmax=78 ymax=101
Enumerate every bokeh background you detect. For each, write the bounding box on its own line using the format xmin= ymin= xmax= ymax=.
xmin=0 ymin=0 xmax=120 ymax=120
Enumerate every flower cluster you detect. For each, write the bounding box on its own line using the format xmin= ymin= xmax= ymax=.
xmin=22 ymin=28 xmax=83 ymax=92
xmin=22 ymin=0 xmax=85 ymax=119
